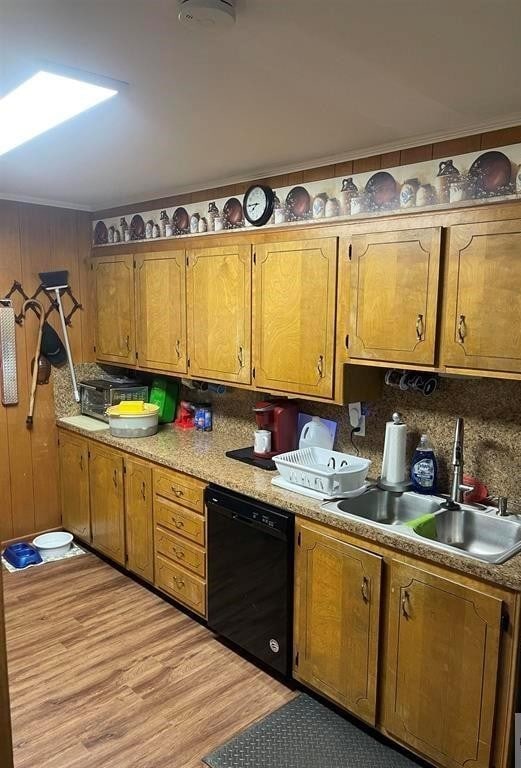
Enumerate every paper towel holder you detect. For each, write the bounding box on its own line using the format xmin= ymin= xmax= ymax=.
xmin=377 ymin=412 xmax=413 ymax=492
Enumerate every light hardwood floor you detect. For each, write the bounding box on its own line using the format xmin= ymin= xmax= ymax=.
xmin=3 ymin=553 xmax=295 ymax=768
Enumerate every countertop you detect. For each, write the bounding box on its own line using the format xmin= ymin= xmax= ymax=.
xmin=57 ymin=419 xmax=521 ymax=592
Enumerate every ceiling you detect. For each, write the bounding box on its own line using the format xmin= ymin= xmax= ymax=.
xmin=2 ymin=0 xmax=521 ymax=211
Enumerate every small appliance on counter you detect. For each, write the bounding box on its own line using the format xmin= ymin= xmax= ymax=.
xmin=226 ymin=399 xmax=298 ymax=471
xmin=80 ymin=378 xmax=148 ymax=423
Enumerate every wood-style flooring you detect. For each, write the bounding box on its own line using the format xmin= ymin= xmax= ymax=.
xmin=3 ymin=553 xmax=295 ymax=768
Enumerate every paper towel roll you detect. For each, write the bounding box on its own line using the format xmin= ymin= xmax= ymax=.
xmin=381 ymin=421 xmax=407 ymax=484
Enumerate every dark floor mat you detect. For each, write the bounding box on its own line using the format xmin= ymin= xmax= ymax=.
xmin=203 ymin=693 xmax=424 ymax=768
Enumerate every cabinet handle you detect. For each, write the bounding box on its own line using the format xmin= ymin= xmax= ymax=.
xmin=401 ymin=590 xmax=411 ymax=619
xmin=173 ymin=576 xmax=185 ymax=588
xmin=79 ymin=454 xmax=84 ymax=471
xmin=317 ymin=355 xmax=324 ymax=378
xmin=175 ymin=339 xmax=182 ymax=360
xmin=173 ymin=547 xmax=185 ymax=560
xmin=141 ymin=481 xmax=146 ymax=501
xmin=125 ymin=335 xmax=130 ymax=351
xmin=172 ymin=487 xmax=184 ymax=498
xmin=361 ymin=576 xmax=370 ymax=603
xmin=415 ymin=313 xmax=424 ymax=341
xmin=172 ymin=516 xmax=184 ymax=529
xmin=113 ymin=469 xmax=118 ymax=488
xmin=457 ymin=314 xmax=466 ymax=343
xmin=237 ymin=345 xmax=244 ymax=368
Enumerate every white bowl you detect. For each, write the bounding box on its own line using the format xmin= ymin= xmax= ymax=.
xmin=32 ymin=532 xmax=73 ymax=560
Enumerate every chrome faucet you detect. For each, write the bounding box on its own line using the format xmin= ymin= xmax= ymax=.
xmin=443 ymin=417 xmax=474 ymax=510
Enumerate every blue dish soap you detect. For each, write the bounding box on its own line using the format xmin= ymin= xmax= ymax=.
xmin=411 ymin=434 xmax=437 ymax=494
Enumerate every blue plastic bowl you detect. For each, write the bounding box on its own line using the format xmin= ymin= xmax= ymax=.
xmin=3 ymin=542 xmax=43 ymax=569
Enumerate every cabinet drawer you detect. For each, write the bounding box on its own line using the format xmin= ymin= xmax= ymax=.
xmin=155 ymin=554 xmax=206 ymax=616
xmin=156 ymin=525 xmax=206 ymax=578
xmin=154 ymin=497 xmax=205 ymax=546
xmin=153 ymin=467 xmax=205 ymax=513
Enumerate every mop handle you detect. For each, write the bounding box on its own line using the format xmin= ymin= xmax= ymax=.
xmin=55 ymin=290 xmax=80 ymax=402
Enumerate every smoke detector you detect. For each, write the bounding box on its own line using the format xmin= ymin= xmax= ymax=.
xmin=178 ymin=0 xmax=236 ymax=27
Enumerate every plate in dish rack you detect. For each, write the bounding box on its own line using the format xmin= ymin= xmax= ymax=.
xmin=271 ymin=475 xmax=369 ymax=501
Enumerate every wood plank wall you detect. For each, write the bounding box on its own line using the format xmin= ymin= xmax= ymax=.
xmin=93 ymin=125 xmax=521 ymax=219
xmin=0 ymin=201 xmax=92 ymax=542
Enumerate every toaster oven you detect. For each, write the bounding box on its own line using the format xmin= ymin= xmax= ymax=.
xmin=80 ymin=379 xmax=149 ymax=423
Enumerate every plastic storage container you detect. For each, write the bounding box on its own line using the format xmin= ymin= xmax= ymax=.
xmin=410 ymin=434 xmax=438 ymax=494
xmin=149 ymin=378 xmax=179 ymax=423
xmin=106 ymin=401 xmax=160 ymax=438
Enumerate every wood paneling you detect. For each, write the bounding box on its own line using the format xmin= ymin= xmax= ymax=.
xmin=3 ymin=554 xmax=294 ymax=768
xmin=0 ymin=566 xmax=13 ymax=768
xmin=0 ymin=201 xmax=92 ymax=542
xmin=399 ymin=144 xmax=433 ymax=166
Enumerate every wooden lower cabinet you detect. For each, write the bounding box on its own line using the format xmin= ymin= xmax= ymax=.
xmin=155 ymin=554 xmax=206 ymax=616
xmin=124 ymin=457 xmax=154 ymax=583
xmin=58 ymin=430 xmax=90 ymax=542
xmin=293 ymin=520 xmax=382 ymax=725
xmin=89 ymin=443 xmax=126 ymax=566
xmin=384 ymin=561 xmax=502 ymax=768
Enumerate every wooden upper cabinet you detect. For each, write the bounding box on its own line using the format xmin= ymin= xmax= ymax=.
xmin=384 ymin=561 xmax=502 ymax=768
xmin=443 ymin=219 xmax=521 ymax=374
xmin=135 ymin=251 xmax=187 ymax=374
xmin=58 ymin=430 xmax=90 ymax=542
xmin=93 ymin=254 xmax=135 ymax=365
xmin=89 ymin=444 xmax=125 ymax=566
xmin=254 ymin=238 xmax=337 ymax=398
xmin=186 ymin=245 xmax=251 ymax=384
xmin=125 ymin=457 xmax=154 ymax=583
xmin=294 ymin=520 xmax=382 ymax=725
xmin=349 ymin=227 xmax=441 ymax=365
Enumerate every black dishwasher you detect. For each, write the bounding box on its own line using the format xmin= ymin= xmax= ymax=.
xmin=206 ymin=485 xmax=293 ymax=677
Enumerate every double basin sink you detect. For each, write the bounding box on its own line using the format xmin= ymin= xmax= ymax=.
xmin=323 ymin=487 xmax=521 ymax=564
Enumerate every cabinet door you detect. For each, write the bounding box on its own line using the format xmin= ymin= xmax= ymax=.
xmin=254 ymin=238 xmax=337 ymax=398
xmin=125 ymin=457 xmax=154 ymax=583
xmin=135 ymin=251 xmax=187 ymax=374
xmin=93 ymin=254 xmax=135 ymax=365
xmin=187 ymin=245 xmax=251 ymax=384
xmin=293 ymin=521 xmax=382 ymax=725
xmin=89 ymin=444 xmax=125 ymax=566
xmin=58 ymin=431 xmax=90 ymax=542
xmin=443 ymin=220 xmax=521 ymax=374
xmin=384 ymin=561 xmax=502 ymax=768
xmin=350 ymin=227 xmax=441 ymax=365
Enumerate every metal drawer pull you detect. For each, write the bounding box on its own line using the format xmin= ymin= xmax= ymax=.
xmin=361 ymin=576 xmax=370 ymax=603
xmin=79 ymin=454 xmax=84 ymax=471
xmin=457 ymin=314 xmax=466 ymax=343
xmin=172 ymin=517 xmax=184 ymax=529
xmin=401 ymin=590 xmax=410 ymax=619
xmin=173 ymin=576 xmax=185 ymax=589
xmin=171 ymin=486 xmax=184 ymax=497
xmin=173 ymin=548 xmax=185 ymax=559
xmin=415 ymin=313 xmax=424 ymax=341
xmin=141 ymin=481 xmax=146 ymax=501
xmin=238 ymin=345 xmax=244 ymax=368
xmin=113 ymin=469 xmax=118 ymax=488
xmin=125 ymin=335 xmax=130 ymax=351
xmin=317 ymin=355 xmax=324 ymax=378
xmin=175 ymin=339 xmax=182 ymax=360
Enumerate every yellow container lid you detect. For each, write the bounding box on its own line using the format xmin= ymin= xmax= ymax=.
xmin=106 ymin=401 xmax=159 ymax=418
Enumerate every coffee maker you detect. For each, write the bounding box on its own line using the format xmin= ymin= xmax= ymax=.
xmin=253 ymin=400 xmax=299 ymax=458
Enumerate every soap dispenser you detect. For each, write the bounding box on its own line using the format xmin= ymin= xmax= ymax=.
xmin=410 ymin=434 xmax=438 ymax=494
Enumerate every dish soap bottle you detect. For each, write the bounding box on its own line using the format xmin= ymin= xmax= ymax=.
xmin=410 ymin=434 xmax=437 ymax=494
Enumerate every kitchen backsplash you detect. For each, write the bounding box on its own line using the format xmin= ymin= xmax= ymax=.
xmin=55 ymin=366 xmax=521 ymax=503
xmin=92 ymin=143 xmax=521 ymax=246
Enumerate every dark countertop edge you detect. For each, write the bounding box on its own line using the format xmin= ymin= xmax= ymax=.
xmin=56 ymin=419 xmax=521 ymax=593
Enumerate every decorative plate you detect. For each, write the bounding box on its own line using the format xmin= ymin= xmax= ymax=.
xmin=130 ymin=214 xmax=145 ymax=240
xmin=469 ymin=151 xmax=512 ymax=196
xmin=223 ymin=198 xmax=244 ymax=228
xmin=172 ymin=207 xmax=190 ymax=234
xmin=93 ymin=220 xmax=108 ymax=245
xmin=365 ymin=171 xmax=398 ymax=209
xmin=285 ymin=186 xmax=311 ymax=220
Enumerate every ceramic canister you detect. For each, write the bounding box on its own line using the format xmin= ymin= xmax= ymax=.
xmin=190 ymin=213 xmax=200 ymax=234
xmin=312 ymin=195 xmax=326 ymax=219
xmin=325 ymin=197 xmax=340 ymax=218
xmin=400 ymin=178 xmax=419 ymax=208
xmin=435 ymin=159 xmax=459 ymax=204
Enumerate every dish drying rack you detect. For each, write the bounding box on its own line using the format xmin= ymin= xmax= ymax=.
xmin=272 ymin=447 xmax=371 ymax=499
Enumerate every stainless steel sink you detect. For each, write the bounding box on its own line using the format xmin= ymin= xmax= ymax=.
xmin=335 ymin=488 xmax=441 ymax=526
xmin=415 ymin=506 xmax=521 ymax=563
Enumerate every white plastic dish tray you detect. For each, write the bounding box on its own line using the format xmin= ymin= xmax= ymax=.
xmin=273 ymin=447 xmax=371 ymax=495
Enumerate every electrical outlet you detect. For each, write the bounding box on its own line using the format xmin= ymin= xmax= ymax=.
xmin=348 ymin=402 xmax=366 ymax=436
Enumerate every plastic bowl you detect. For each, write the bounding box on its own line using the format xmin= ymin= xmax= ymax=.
xmin=32 ymin=532 xmax=73 ymax=560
